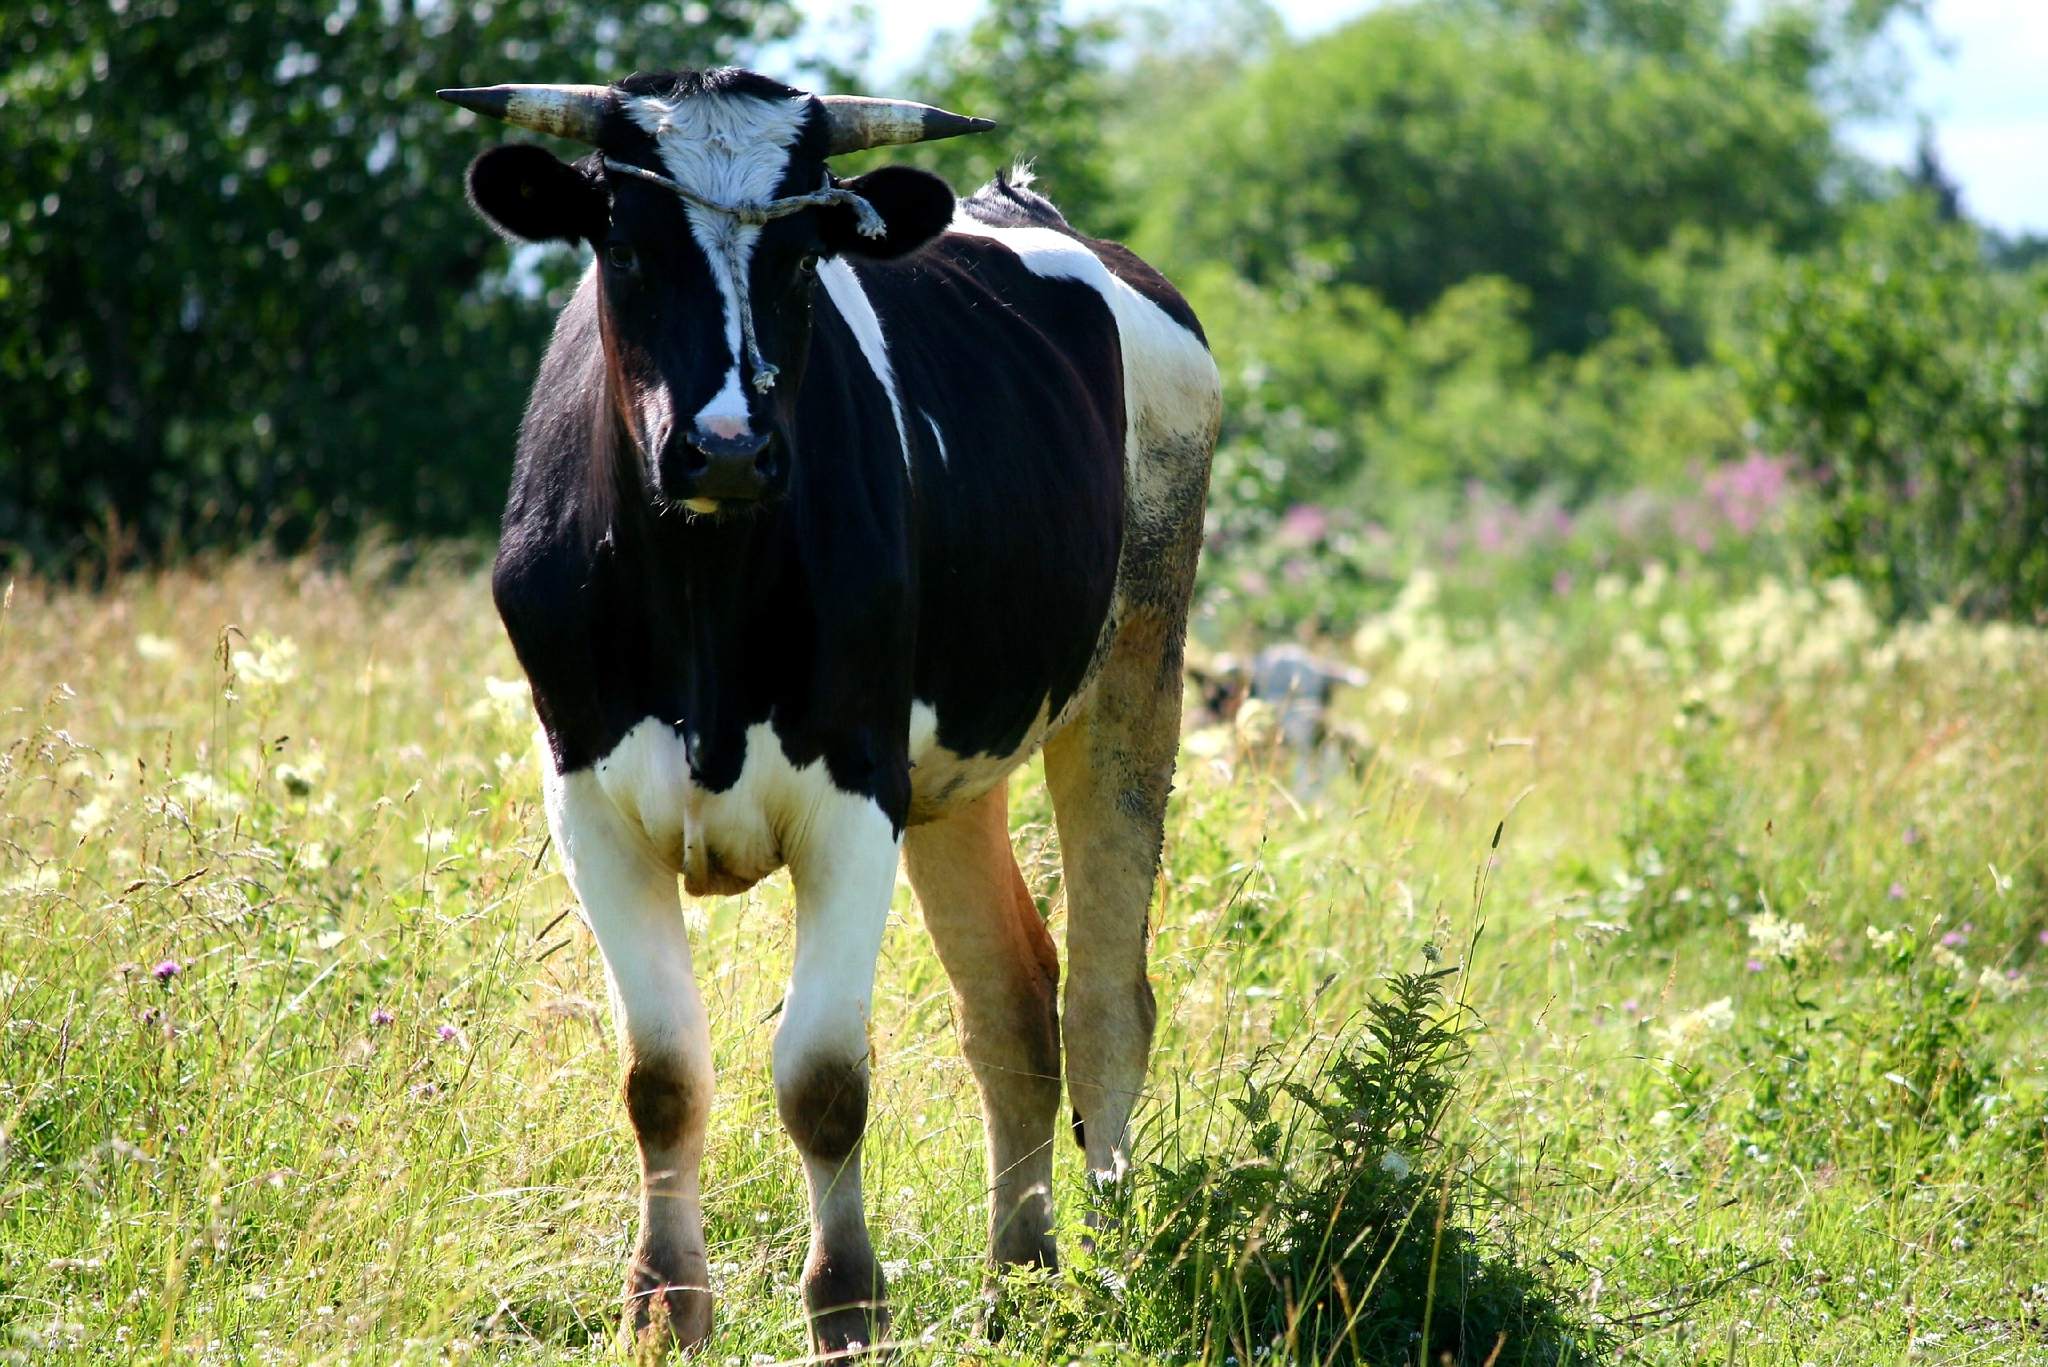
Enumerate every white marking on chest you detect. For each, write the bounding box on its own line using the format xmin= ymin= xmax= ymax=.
xmin=589 ymin=716 xmax=881 ymax=897
xmin=817 ymin=257 xmax=910 ymax=468
xmin=624 ymin=90 xmax=810 ymax=431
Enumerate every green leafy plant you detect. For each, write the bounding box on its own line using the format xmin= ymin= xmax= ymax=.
xmin=1045 ymin=964 xmax=1599 ymax=1365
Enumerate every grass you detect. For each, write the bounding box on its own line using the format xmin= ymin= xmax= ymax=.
xmin=3 ymin=550 xmax=2046 ymax=1364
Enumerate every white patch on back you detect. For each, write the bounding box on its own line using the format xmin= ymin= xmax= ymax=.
xmin=817 ymin=257 xmax=910 ymax=468
xmin=943 ymin=215 xmax=1219 ymax=452
xmin=945 ymin=213 xmax=1221 ymax=599
xmin=625 ymin=90 xmax=810 ymax=430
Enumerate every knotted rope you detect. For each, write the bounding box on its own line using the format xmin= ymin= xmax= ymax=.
xmin=602 ymin=157 xmax=886 ymax=394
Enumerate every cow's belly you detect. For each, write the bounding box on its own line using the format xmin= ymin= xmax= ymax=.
xmin=557 ymin=694 xmax=1082 ymax=898
xmin=906 ymin=698 xmax=1061 ymax=825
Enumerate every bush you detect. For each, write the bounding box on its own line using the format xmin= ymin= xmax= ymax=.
xmin=1044 ymin=965 xmax=1601 ymax=1365
xmin=1749 ymin=199 xmax=2048 ymax=620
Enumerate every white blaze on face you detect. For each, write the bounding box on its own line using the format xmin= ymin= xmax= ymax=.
xmin=624 ymin=90 xmax=811 ymax=437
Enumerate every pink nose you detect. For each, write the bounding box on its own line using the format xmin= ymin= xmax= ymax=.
xmin=699 ymin=414 xmax=749 ymax=440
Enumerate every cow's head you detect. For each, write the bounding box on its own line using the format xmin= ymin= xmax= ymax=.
xmin=444 ymin=69 xmax=987 ymax=511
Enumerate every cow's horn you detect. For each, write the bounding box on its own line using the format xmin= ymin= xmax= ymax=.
xmin=818 ymin=95 xmax=995 ymax=155
xmin=437 ymin=84 xmax=611 ymax=145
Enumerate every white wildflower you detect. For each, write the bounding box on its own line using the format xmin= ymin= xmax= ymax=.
xmin=70 ymin=794 xmax=113 ymax=836
xmin=231 ymin=634 xmax=300 ymax=690
xmin=135 ymin=633 xmax=179 ymax=663
xmin=1747 ymin=912 xmax=1810 ymax=960
xmin=1977 ymin=967 xmax=2026 ymax=1002
xmin=1658 ymin=996 xmax=1735 ymax=1051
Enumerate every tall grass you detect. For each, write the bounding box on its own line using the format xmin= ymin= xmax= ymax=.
xmin=3 ymin=553 xmax=2045 ymax=1363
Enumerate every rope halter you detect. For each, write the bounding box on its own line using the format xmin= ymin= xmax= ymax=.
xmin=601 ymin=157 xmax=886 ymax=394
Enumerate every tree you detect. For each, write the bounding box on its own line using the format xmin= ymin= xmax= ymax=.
xmin=1123 ymin=3 xmax=1885 ymax=356
xmin=0 ymin=0 xmax=799 ymax=565
xmin=845 ymin=0 xmax=1125 ymax=236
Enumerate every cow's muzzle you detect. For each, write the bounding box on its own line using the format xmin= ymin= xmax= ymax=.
xmin=662 ymin=426 xmax=785 ymax=509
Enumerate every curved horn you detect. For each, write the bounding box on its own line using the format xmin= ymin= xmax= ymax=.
xmin=818 ymin=95 xmax=995 ymax=156
xmin=437 ymin=84 xmax=611 ymax=145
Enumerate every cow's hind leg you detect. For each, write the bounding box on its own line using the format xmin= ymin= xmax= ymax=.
xmin=1042 ymin=602 xmax=1186 ymax=1188
xmin=903 ymin=784 xmax=1061 ymax=1270
xmin=545 ymin=769 xmax=714 ymax=1351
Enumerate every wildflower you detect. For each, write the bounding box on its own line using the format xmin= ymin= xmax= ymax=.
xmin=1275 ymin=503 xmax=1329 ymax=548
xmin=1747 ymin=912 xmax=1810 ymax=960
xmin=370 ymin=1008 xmax=395 ymax=1027
xmin=135 ymin=633 xmax=179 ymax=663
xmin=230 ymin=634 xmax=301 ymax=691
xmin=1940 ymin=926 xmax=1969 ymax=949
xmin=1865 ymin=925 xmax=1899 ymax=950
xmin=1978 ymin=967 xmax=2026 ymax=1003
xmin=437 ymin=1023 xmax=464 ymax=1046
xmin=1746 ymin=958 xmax=1766 ymax=973
xmin=412 ymin=1082 xmax=440 ymax=1102
xmin=1887 ymin=882 xmax=1907 ymax=901
xmin=415 ymin=826 xmax=456 ymax=855
xmin=1621 ymin=998 xmax=1640 ymax=1015
xmin=70 ymin=794 xmax=112 ymax=836
xmin=1378 ymin=1150 xmax=1413 ymax=1181
xmin=151 ymin=959 xmax=181 ymax=983
xmin=468 ymin=676 xmax=534 ymax=730
xmin=1658 ymin=996 xmax=1734 ymax=1051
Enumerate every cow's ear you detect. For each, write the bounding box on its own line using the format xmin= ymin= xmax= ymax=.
xmin=466 ymin=144 xmax=607 ymax=245
xmin=820 ymin=166 xmax=954 ymax=260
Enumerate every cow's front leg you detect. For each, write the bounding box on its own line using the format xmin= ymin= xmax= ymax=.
xmin=545 ymin=769 xmax=715 ymax=1351
xmin=775 ymin=789 xmax=902 ymax=1357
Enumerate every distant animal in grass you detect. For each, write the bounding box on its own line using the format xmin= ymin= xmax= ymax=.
xmin=1187 ymin=644 xmax=1369 ymax=751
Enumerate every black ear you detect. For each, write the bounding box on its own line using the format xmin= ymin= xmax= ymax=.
xmin=820 ymin=166 xmax=955 ymax=260
xmin=466 ymin=144 xmax=607 ymax=245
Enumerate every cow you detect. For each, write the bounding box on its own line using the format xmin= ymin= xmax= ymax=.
xmin=439 ymin=67 xmax=1220 ymax=1356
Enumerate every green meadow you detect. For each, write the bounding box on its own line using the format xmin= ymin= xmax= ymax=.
xmin=4 ymin=553 xmax=2044 ymax=1364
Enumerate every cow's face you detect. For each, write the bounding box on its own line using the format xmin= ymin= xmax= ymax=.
xmin=459 ymin=71 xmax=958 ymax=511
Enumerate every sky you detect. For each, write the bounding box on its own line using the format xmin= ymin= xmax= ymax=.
xmin=862 ymin=0 xmax=2048 ymax=235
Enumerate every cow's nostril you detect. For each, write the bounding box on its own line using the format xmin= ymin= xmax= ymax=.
xmin=680 ymin=446 xmax=709 ymax=476
xmin=754 ymin=448 xmax=779 ymax=478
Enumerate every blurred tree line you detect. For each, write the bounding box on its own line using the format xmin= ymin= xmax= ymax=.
xmin=0 ymin=0 xmax=801 ymax=561
xmin=3 ymin=0 xmax=2043 ymax=617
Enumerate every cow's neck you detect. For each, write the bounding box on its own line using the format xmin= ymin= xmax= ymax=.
xmin=600 ymin=475 xmax=796 ymax=769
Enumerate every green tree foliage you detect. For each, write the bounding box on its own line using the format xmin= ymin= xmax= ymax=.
xmin=0 ymin=0 xmax=797 ymax=564
xmin=1749 ymin=199 xmax=2048 ymax=619
xmin=1127 ymin=2 xmax=1845 ymax=357
xmin=832 ymin=0 xmax=1123 ymax=234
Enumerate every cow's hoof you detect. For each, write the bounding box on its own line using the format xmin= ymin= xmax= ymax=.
xmin=624 ymin=1253 xmax=712 ymax=1357
xmin=803 ymin=1251 xmax=889 ymax=1358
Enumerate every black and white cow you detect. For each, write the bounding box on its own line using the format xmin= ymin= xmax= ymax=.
xmin=442 ymin=67 xmax=1219 ymax=1355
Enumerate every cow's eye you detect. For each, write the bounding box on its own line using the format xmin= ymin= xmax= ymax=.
xmin=605 ymin=241 xmax=637 ymax=272
xmin=798 ymin=254 xmax=820 ymax=276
